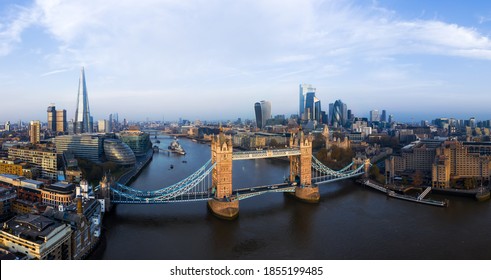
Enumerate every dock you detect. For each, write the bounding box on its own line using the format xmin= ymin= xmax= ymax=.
xmin=360 ymin=179 xmax=448 ymax=207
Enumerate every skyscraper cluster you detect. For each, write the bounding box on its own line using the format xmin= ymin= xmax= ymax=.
xmin=47 ymin=104 xmax=67 ymax=133
xmin=370 ymin=109 xmax=388 ymax=123
xmin=299 ymin=84 xmax=325 ymax=123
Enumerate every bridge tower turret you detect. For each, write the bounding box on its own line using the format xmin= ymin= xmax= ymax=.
xmin=364 ymin=158 xmax=371 ymax=178
xmin=289 ymin=130 xmax=320 ymax=203
xmin=99 ymin=172 xmax=113 ymax=212
xmin=208 ymin=132 xmax=239 ymax=219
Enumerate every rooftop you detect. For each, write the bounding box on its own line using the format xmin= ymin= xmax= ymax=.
xmin=3 ymin=214 xmax=63 ymax=244
xmin=43 ymin=182 xmax=75 ymax=194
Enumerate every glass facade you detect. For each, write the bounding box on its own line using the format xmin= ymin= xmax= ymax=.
xmin=254 ymin=100 xmax=271 ymax=130
xmin=103 ymin=139 xmax=136 ymax=166
xmin=118 ymin=131 xmax=151 ymax=157
xmin=74 ymin=67 xmax=93 ymax=134
xmin=55 ymin=135 xmax=103 ymax=162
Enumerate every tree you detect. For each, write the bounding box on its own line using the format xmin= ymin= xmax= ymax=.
xmin=102 ymin=161 xmax=118 ymax=172
xmin=369 ymin=165 xmax=381 ymax=179
xmin=402 ymin=177 xmax=409 ymax=185
xmin=369 ymin=164 xmax=386 ymax=184
xmin=412 ymin=170 xmax=424 ymax=187
xmin=464 ymin=178 xmax=476 ymax=189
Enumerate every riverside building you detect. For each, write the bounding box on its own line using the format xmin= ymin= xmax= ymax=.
xmin=432 ymin=141 xmax=491 ymax=188
xmin=0 ymin=214 xmax=72 ymax=259
xmin=118 ymin=128 xmax=151 ymax=157
xmin=54 ymin=134 xmax=103 ymax=162
xmin=7 ymin=146 xmax=57 ymax=180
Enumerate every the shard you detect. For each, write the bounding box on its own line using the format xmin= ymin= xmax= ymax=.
xmin=74 ymin=67 xmax=92 ymax=134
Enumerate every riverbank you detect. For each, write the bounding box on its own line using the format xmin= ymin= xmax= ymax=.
xmin=117 ymin=149 xmax=153 ymax=185
xmin=431 ymin=186 xmax=490 ymax=201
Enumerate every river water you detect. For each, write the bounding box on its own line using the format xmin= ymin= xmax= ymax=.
xmin=94 ymin=136 xmax=491 ymax=260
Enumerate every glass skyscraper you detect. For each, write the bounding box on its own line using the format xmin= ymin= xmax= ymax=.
xmin=254 ymin=100 xmax=272 ymax=130
xmin=74 ymin=67 xmax=92 ymax=134
xmin=330 ymin=99 xmax=347 ymax=127
xmin=299 ymin=84 xmax=316 ymax=120
xmin=47 ymin=105 xmax=56 ymax=131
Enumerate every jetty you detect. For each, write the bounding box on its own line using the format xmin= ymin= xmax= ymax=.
xmin=360 ymin=179 xmax=448 ymax=207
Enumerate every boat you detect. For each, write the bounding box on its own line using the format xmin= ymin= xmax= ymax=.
xmin=168 ymin=138 xmax=186 ymax=155
xmin=156 ymin=140 xmax=160 ymax=144
xmin=475 ymin=187 xmax=490 ymax=201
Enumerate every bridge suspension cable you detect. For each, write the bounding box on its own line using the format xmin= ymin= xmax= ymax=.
xmin=311 ymin=156 xmax=366 ymax=184
xmin=110 ymin=160 xmax=215 ymax=203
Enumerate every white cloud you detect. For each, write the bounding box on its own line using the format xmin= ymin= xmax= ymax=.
xmin=17 ymin=0 xmax=490 ymax=77
xmin=40 ymin=68 xmax=70 ymax=77
xmin=0 ymin=4 xmax=40 ymax=55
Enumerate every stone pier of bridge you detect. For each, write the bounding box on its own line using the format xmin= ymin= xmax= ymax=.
xmin=289 ymin=130 xmax=320 ymax=203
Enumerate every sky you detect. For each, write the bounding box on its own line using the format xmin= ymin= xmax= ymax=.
xmin=0 ymin=0 xmax=490 ymax=123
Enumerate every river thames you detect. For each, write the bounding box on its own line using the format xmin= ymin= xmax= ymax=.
xmin=93 ymin=136 xmax=491 ymax=260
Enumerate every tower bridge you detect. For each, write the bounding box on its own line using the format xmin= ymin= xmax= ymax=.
xmin=98 ymin=131 xmax=370 ymax=219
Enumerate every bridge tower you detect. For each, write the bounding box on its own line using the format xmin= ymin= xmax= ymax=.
xmin=99 ymin=172 xmax=113 ymax=212
xmin=208 ymin=133 xmax=239 ymax=219
xmin=364 ymin=158 xmax=371 ymax=178
xmin=289 ymin=130 xmax=320 ymax=203
xmin=353 ymin=157 xmax=371 ymax=178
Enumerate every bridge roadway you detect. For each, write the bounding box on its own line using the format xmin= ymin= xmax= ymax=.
xmin=111 ymin=183 xmax=296 ymax=204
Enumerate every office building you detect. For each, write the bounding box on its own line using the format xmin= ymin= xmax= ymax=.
xmin=299 ymin=84 xmax=316 ymax=120
xmin=381 ymin=110 xmax=387 ymax=123
xmin=118 ymin=128 xmax=151 ymax=156
xmin=56 ymin=109 xmax=67 ymax=133
xmin=98 ymin=120 xmax=110 ymax=133
xmin=47 ymin=105 xmax=56 ymax=131
xmin=29 ymin=120 xmax=40 ymax=144
xmin=432 ymin=141 xmax=491 ymax=188
xmin=254 ymin=100 xmax=272 ymax=130
xmin=8 ymin=146 xmax=57 ymax=180
xmin=41 ymin=182 xmax=76 ymax=207
xmin=391 ymin=140 xmax=443 ymax=174
xmin=4 ymin=121 xmax=10 ymax=131
xmin=0 ymin=214 xmax=72 ymax=259
xmin=48 ymin=105 xmax=68 ymax=133
xmin=0 ymin=159 xmax=23 ymax=176
xmin=305 ymin=92 xmax=321 ymax=122
xmin=330 ymin=100 xmax=347 ymax=127
xmin=55 ymin=134 xmax=103 ymax=162
xmin=0 ymin=186 xmax=16 ymax=221
xmin=104 ymin=139 xmax=136 ymax=166
xmin=370 ymin=110 xmax=380 ymax=122
xmin=74 ymin=67 xmax=92 ymax=134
